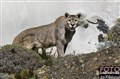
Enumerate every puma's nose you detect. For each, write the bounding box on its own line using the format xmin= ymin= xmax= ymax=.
xmin=71 ymin=24 xmax=75 ymax=26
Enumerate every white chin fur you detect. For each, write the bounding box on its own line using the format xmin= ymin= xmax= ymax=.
xmin=71 ymin=30 xmax=74 ymax=31
xmin=69 ymin=25 xmax=72 ymax=28
xmin=73 ymin=25 xmax=76 ymax=28
xmin=70 ymin=29 xmax=75 ymax=31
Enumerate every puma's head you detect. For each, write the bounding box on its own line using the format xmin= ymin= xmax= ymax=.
xmin=65 ymin=12 xmax=88 ymax=31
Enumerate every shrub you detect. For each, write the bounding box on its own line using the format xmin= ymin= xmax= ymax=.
xmin=0 ymin=45 xmax=45 ymax=74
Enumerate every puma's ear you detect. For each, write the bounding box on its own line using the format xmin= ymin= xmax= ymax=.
xmin=65 ymin=12 xmax=69 ymax=18
xmin=77 ymin=13 xmax=81 ymax=18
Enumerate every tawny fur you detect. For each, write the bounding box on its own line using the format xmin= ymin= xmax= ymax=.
xmin=13 ymin=13 xmax=88 ymax=57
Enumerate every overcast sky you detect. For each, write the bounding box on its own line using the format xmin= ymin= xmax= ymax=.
xmin=1 ymin=0 xmax=120 ymax=1
xmin=1 ymin=1 xmax=120 ymax=54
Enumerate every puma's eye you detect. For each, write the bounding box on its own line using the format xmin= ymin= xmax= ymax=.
xmin=68 ymin=20 xmax=71 ymax=23
xmin=75 ymin=20 xmax=77 ymax=22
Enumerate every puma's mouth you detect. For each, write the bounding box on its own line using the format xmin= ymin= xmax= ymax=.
xmin=70 ymin=27 xmax=75 ymax=31
xmin=66 ymin=25 xmax=76 ymax=31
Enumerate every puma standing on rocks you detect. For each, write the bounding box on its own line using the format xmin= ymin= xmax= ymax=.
xmin=12 ymin=12 xmax=89 ymax=57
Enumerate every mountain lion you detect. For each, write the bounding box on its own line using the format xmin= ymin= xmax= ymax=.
xmin=12 ymin=12 xmax=88 ymax=57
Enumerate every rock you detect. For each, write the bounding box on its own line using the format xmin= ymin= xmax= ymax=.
xmin=80 ymin=59 xmax=84 ymax=63
xmin=114 ymin=60 xmax=119 ymax=64
xmin=108 ymin=56 xmax=112 ymax=59
xmin=96 ymin=70 xmax=99 ymax=76
xmin=93 ymin=57 xmax=98 ymax=61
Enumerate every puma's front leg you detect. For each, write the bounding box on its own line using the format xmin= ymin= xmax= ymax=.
xmin=55 ymin=25 xmax=66 ymax=57
xmin=57 ymin=40 xmax=64 ymax=57
xmin=64 ymin=43 xmax=68 ymax=53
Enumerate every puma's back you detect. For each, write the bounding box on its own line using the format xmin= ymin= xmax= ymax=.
xmin=12 ymin=22 xmax=57 ymax=49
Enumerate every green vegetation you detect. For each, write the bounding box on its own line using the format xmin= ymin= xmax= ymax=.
xmin=0 ymin=45 xmax=45 ymax=79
